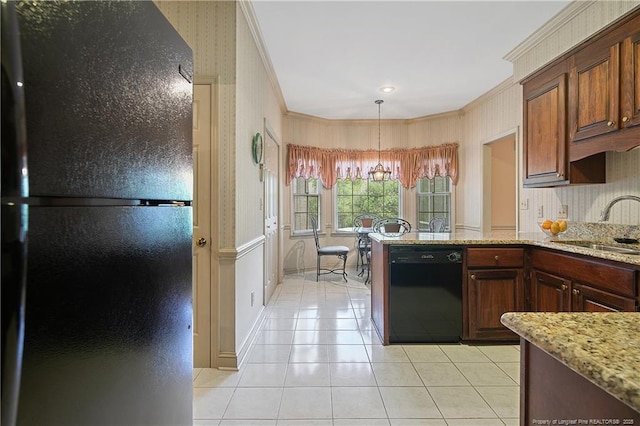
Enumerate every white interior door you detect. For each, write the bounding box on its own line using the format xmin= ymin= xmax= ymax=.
xmin=192 ymin=84 xmax=212 ymax=367
xmin=263 ymin=129 xmax=279 ymax=305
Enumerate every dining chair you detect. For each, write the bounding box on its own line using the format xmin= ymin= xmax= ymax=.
xmin=365 ymin=217 xmax=411 ymax=284
xmin=353 ymin=214 xmax=379 ymax=272
xmin=428 ymin=216 xmax=446 ymax=232
xmin=372 ymin=217 xmax=412 ymax=236
xmin=310 ymin=215 xmax=349 ymax=282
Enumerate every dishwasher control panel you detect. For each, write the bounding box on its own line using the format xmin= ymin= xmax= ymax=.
xmin=389 ymin=246 xmax=463 ymax=264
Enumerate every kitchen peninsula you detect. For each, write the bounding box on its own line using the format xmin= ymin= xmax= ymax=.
xmin=368 ymin=230 xmax=640 ymax=346
xmin=501 ymin=312 xmax=640 ymax=423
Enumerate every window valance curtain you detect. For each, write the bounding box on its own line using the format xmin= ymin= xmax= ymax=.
xmin=286 ymin=143 xmax=459 ymax=189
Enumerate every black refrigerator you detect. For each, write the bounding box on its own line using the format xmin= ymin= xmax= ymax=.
xmin=1 ymin=2 xmax=194 ymax=425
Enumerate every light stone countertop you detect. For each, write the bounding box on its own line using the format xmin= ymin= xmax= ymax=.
xmin=500 ymin=312 xmax=640 ymax=412
xmin=367 ymin=229 xmax=640 ymax=266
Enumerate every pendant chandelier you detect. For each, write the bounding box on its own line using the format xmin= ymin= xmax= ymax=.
xmin=368 ymin=99 xmax=392 ymax=182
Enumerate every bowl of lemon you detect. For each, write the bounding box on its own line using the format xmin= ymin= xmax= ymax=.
xmin=539 ymin=219 xmax=568 ymax=237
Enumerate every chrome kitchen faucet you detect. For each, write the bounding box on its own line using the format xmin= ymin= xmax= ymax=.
xmin=599 ymin=195 xmax=640 ymax=221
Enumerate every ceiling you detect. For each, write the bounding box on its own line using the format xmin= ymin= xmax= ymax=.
xmin=251 ymin=0 xmax=571 ymax=120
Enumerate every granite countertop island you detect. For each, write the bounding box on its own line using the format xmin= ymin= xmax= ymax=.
xmin=501 ymin=312 xmax=640 ymax=413
xmin=367 ymin=228 xmax=640 ymax=266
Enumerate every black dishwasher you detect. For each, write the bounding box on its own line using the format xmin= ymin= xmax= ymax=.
xmin=388 ymin=246 xmax=463 ymax=343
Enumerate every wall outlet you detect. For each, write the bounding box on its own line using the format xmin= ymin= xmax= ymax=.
xmin=537 ymin=205 xmax=544 ymax=219
xmin=251 ymin=291 xmax=255 ymax=307
xmin=558 ymin=205 xmax=568 ymax=219
xmin=519 ymin=198 xmax=529 ymax=210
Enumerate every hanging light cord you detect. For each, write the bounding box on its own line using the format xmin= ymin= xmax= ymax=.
xmin=376 ymin=99 xmax=383 ymax=161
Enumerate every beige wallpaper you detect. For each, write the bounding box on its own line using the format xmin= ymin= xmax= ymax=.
xmin=156 ymin=0 xmax=285 ymax=367
xmin=155 ymin=0 xmax=238 ymax=248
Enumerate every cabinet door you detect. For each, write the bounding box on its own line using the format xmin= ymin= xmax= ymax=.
xmin=572 ymin=283 xmax=636 ymax=312
xmin=523 ymin=73 xmax=568 ymax=186
xmin=621 ymin=30 xmax=640 ymax=128
xmin=569 ymin=42 xmax=620 ymax=143
xmin=467 ymin=269 xmax=523 ymax=340
xmin=531 ymin=269 xmax=571 ymax=312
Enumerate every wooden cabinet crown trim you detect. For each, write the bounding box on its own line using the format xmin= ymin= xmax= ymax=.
xmin=520 ymin=6 xmax=640 ymax=85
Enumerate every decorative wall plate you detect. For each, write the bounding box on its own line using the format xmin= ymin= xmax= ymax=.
xmin=252 ymin=132 xmax=263 ymax=164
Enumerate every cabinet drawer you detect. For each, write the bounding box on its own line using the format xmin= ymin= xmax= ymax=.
xmin=467 ymin=248 xmax=524 ymax=268
xmin=531 ymin=249 xmax=636 ymax=297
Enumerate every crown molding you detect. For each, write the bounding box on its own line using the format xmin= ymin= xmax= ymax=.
xmin=461 ymin=77 xmax=516 ymax=113
xmin=503 ymin=0 xmax=596 ymax=63
xmin=238 ymin=0 xmax=287 ymax=114
xmin=285 ymin=108 xmax=461 ymax=125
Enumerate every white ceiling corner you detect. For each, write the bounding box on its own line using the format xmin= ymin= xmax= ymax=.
xmin=248 ymin=0 xmax=572 ymax=120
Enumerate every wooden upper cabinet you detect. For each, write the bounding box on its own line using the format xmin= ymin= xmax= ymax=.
xmin=523 ymin=68 xmax=568 ymax=187
xmin=621 ymin=28 xmax=640 ymax=129
xmin=568 ymin=42 xmax=620 ymax=143
xmin=522 ymin=9 xmax=640 ymax=186
xmin=567 ymin=12 xmax=640 ymax=160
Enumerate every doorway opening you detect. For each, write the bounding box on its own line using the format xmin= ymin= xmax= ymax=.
xmin=482 ymin=132 xmax=517 ymax=233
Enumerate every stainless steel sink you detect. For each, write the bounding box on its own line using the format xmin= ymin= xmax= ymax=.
xmin=556 ymin=241 xmax=640 ymax=255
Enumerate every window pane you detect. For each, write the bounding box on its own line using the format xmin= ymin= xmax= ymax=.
xmin=337 ymin=214 xmax=352 ymax=230
xmin=308 ymin=196 xmax=318 ymax=213
xmin=416 ymin=176 xmax=451 ymax=231
xmin=434 ymin=176 xmax=449 ymax=193
xmin=335 ymin=178 xmax=400 ymax=231
xmin=307 ymin=178 xmax=319 ymax=194
xmin=293 ymin=195 xmax=308 ymax=212
xmin=292 ymin=178 xmax=319 ymax=232
xmin=337 ymin=180 xmax=351 ymax=195
xmin=293 ymin=178 xmax=305 ymax=194
xmin=433 ymin=194 xmax=448 ymax=212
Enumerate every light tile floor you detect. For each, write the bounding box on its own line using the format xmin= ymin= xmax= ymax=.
xmin=193 ymin=273 xmax=520 ymax=425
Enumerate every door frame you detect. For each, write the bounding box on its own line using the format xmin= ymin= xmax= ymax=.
xmin=194 ymin=76 xmax=220 ymax=368
xmin=263 ymin=119 xmax=281 ymax=304
xmin=481 ymin=127 xmax=520 ymax=234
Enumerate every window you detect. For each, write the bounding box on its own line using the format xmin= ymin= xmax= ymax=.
xmin=292 ymin=177 xmax=319 ymax=233
xmin=417 ymin=176 xmax=452 ymax=231
xmin=335 ymin=179 xmax=400 ymax=231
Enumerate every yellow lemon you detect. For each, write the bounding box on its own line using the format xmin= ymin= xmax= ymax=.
xmin=541 ymin=219 xmax=553 ymax=230
xmin=550 ymin=222 xmax=560 ymax=235
xmin=557 ymin=220 xmax=567 ymax=232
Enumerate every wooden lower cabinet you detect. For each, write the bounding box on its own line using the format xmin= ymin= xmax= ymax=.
xmin=531 ymin=269 xmax=571 ymax=312
xmin=530 ymin=248 xmax=637 ymax=313
xmin=465 ymin=247 xmax=525 ymax=341
xmin=467 ymin=268 xmax=523 ymax=340
xmin=572 ymin=282 xmax=636 ymax=312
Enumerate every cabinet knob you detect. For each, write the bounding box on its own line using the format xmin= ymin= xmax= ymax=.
xmin=561 ymin=284 xmax=568 ymax=291
xmin=470 ymin=274 xmax=476 ymax=280
xmin=622 ymin=116 xmax=629 ymax=123
xmin=197 ymin=237 xmax=207 ymax=247
xmin=556 ymin=172 xmax=564 ymax=178
xmin=572 ymin=289 xmax=580 ymax=295
xmin=494 ymin=255 xmax=500 ymax=261
xmin=607 ymin=120 xmax=615 ymax=127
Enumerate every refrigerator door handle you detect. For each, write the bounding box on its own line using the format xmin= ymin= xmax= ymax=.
xmin=1 ymin=2 xmax=28 ymax=425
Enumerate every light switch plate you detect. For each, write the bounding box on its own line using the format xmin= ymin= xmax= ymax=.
xmin=558 ymin=205 xmax=568 ymax=219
